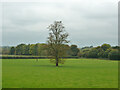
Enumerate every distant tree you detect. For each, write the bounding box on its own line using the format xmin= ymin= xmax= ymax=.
xmin=101 ymin=44 xmax=111 ymax=51
xmin=64 ymin=45 xmax=71 ymax=56
xmin=108 ymin=49 xmax=120 ymax=60
xmin=40 ymin=44 xmax=48 ymax=56
xmin=37 ymin=43 xmax=42 ymax=56
xmin=34 ymin=44 xmax=39 ymax=55
xmin=81 ymin=49 xmax=90 ymax=58
xmin=9 ymin=47 xmax=15 ymax=55
xmin=97 ymin=49 xmax=104 ymax=58
xmin=70 ymin=45 xmax=79 ymax=56
xmin=24 ymin=44 xmax=30 ymax=55
xmin=2 ymin=46 xmax=11 ymax=55
xmin=16 ymin=44 xmax=26 ymax=55
xmin=90 ymin=46 xmax=93 ymax=48
xmin=47 ymin=21 xmax=69 ymax=66
xmin=103 ymin=48 xmax=112 ymax=58
xmin=95 ymin=46 xmax=104 ymax=58
xmin=28 ymin=44 xmax=33 ymax=55
xmin=78 ymin=50 xmax=83 ymax=57
xmin=112 ymin=46 xmax=120 ymax=49
xmin=87 ymin=48 xmax=98 ymax=58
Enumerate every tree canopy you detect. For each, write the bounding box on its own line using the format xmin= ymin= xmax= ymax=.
xmin=47 ymin=21 xmax=69 ymax=66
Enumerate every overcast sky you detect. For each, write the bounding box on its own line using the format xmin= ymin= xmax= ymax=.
xmin=1 ymin=0 xmax=118 ymax=47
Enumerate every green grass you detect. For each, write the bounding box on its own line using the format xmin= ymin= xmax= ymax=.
xmin=2 ymin=59 xmax=118 ymax=88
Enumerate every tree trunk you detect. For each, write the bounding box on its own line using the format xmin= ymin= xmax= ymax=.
xmin=56 ymin=58 xmax=58 ymax=66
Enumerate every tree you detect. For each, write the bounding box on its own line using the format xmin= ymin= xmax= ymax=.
xmin=101 ymin=44 xmax=111 ymax=51
xmin=108 ymin=49 xmax=120 ymax=60
xmin=47 ymin=21 xmax=69 ymax=66
xmin=103 ymin=48 xmax=112 ymax=58
xmin=97 ymin=49 xmax=104 ymax=58
xmin=70 ymin=45 xmax=79 ymax=56
xmin=40 ymin=43 xmax=48 ymax=56
xmin=78 ymin=50 xmax=83 ymax=57
xmin=87 ymin=48 xmax=98 ymax=58
xmin=2 ymin=46 xmax=11 ymax=55
xmin=33 ymin=44 xmax=39 ymax=55
xmin=16 ymin=44 xmax=26 ymax=55
xmin=9 ymin=47 xmax=15 ymax=55
xmin=24 ymin=44 xmax=30 ymax=55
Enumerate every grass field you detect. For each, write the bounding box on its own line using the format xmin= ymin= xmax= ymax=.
xmin=2 ymin=59 xmax=118 ymax=88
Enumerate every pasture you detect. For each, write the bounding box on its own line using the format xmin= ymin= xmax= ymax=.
xmin=2 ymin=59 xmax=118 ymax=88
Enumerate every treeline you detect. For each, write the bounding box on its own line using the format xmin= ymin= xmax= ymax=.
xmin=2 ymin=43 xmax=120 ymax=60
xmin=78 ymin=44 xmax=120 ymax=60
xmin=8 ymin=43 xmax=79 ymax=57
xmin=0 ymin=46 xmax=11 ymax=55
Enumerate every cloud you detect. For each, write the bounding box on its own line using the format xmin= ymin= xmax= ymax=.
xmin=2 ymin=0 xmax=118 ymax=47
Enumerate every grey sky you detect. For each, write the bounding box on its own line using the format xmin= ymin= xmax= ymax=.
xmin=1 ymin=0 xmax=118 ymax=47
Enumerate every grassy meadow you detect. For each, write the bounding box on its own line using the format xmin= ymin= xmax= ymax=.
xmin=2 ymin=59 xmax=118 ymax=88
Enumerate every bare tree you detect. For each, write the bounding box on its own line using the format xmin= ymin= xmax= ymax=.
xmin=47 ymin=21 xmax=69 ymax=66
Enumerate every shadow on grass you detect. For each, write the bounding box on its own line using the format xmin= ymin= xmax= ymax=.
xmin=32 ymin=65 xmax=63 ymax=67
xmin=32 ymin=65 xmax=81 ymax=69
xmin=32 ymin=64 xmax=104 ymax=69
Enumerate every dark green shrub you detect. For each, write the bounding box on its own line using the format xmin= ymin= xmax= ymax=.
xmin=108 ymin=49 xmax=120 ymax=60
